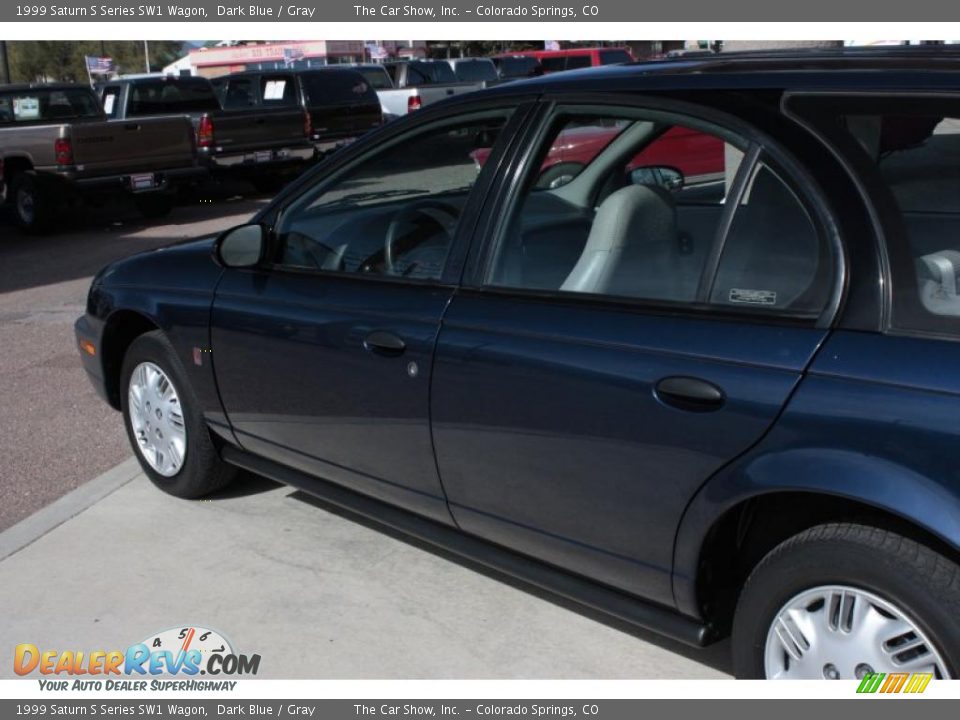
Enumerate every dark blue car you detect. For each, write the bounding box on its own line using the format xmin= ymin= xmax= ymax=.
xmin=75 ymin=47 xmax=960 ymax=679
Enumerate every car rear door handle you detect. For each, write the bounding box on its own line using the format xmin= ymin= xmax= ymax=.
xmin=363 ymin=330 xmax=406 ymax=357
xmin=654 ymin=376 xmax=725 ymax=413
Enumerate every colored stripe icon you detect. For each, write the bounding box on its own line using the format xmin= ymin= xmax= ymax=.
xmin=856 ymin=672 xmax=933 ymax=694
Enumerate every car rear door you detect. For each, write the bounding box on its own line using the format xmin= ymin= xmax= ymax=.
xmin=210 ymin=101 xmax=533 ymax=524
xmin=430 ymin=98 xmax=843 ymax=606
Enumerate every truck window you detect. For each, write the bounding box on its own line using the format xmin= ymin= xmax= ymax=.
xmin=101 ymin=86 xmax=121 ymax=117
xmin=260 ymin=75 xmax=297 ymax=107
xmin=356 ymin=67 xmax=393 ymax=89
xmin=0 ymin=88 xmax=101 ymax=124
xmin=600 ymin=49 xmax=633 ymax=65
xmin=565 ymin=55 xmax=592 ymax=70
xmin=128 ymin=78 xmax=220 ymax=116
xmin=496 ymin=56 xmax=540 ymax=78
xmin=540 ymin=57 xmax=567 ymax=73
xmin=300 ymin=70 xmax=378 ymax=106
xmin=453 ymin=60 xmax=498 ymax=83
xmin=221 ymin=78 xmax=256 ymax=109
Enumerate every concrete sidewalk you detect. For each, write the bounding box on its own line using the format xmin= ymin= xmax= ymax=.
xmin=0 ymin=461 xmax=732 ymax=679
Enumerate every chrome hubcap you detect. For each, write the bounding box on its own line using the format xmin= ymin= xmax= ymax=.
xmin=128 ymin=361 xmax=186 ymax=477
xmin=16 ymin=188 xmax=35 ymax=225
xmin=764 ymin=585 xmax=949 ymax=679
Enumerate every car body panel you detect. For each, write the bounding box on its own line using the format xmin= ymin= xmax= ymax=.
xmin=75 ymin=50 xmax=960 ymax=638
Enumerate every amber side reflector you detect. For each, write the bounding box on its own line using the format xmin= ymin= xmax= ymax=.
xmin=80 ymin=340 xmax=96 ymax=356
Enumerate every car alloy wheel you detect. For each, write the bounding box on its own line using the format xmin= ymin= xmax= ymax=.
xmin=127 ymin=361 xmax=187 ymax=477
xmin=764 ymin=584 xmax=950 ymax=679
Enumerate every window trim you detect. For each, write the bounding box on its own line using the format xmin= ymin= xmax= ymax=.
xmin=258 ymin=101 xmax=536 ymax=288
xmin=464 ymin=95 xmax=844 ymax=328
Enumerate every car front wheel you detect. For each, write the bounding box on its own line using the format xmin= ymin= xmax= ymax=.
xmin=121 ymin=330 xmax=236 ymax=498
xmin=732 ymin=523 xmax=960 ymax=680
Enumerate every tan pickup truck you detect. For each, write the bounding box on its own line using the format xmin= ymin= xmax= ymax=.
xmin=0 ymin=82 xmax=205 ymax=233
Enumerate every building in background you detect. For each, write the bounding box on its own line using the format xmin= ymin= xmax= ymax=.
xmin=163 ymin=40 xmax=428 ymax=77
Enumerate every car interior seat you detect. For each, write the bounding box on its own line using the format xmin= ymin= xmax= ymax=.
xmin=918 ymin=249 xmax=960 ymax=316
xmin=560 ymin=183 xmax=693 ymax=301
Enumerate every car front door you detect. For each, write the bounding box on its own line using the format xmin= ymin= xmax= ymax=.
xmin=211 ymin=103 xmax=528 ymax=523
xmin=431 ymin=100 xmax=843 ymax=604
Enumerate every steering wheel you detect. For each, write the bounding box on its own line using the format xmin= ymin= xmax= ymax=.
xmin=384 ymin=200 xmax=460 ymax=276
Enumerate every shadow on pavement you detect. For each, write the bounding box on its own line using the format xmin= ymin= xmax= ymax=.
xmin=287 ymin=488 xmax=734 ymax=676
xmin=206 ymin=470 xmax=282 ymax=500
xmin=0 ymin=179 xmax=272 ymax=295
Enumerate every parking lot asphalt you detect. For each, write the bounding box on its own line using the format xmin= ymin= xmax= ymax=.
xmin=0 ymin=460 xmax=733 ymax=679
xmin=0 ymin=188 xmax=270 ymax=532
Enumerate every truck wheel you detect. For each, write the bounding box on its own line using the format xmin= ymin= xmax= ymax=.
xmin=10 ymin=172 xmax=57 ymax=233
xmin=134 ymin=194 xmax=175 ymax=219
xmin=120 ymin=330 xmax=236 ymax=498
xmin=732 ymin=523 xmax=960 ymax=680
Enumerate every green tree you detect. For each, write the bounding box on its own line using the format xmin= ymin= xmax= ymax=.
xmin=6 ymin=41 xmax=184 ymax=83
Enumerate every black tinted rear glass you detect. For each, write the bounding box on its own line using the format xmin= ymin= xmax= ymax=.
xmin=128 ymin=79 xmax=219 ymax=115
xmin=0 ymin=88 xmax=101 ymax=123
xmin=355 ymin=67 xmax=393 ymax=89
xmin=600 ymin=50 xmax=632 ymax=65
xmin=540 ymin=57 xmax=567 ymax=73
xmin=566 ymin=55 xmax=592 ymax=69
xmin=405 ymin=61 xmax=458 ymax=84
xmin=453 ymin=60 xmax=498 ymax=82
xmin=496 ymin=56 xmax=540 ymax=78
xmin=300 ymin=70 xmax=379 ymax=106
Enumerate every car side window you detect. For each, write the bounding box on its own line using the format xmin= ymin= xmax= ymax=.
xmin=486 ymin=111 xmax=832 ymax=316
xmin=272 ymin=110 xmax=513 ymax=282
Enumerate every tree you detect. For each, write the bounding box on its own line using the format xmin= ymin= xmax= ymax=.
xmin=6 ymin=41 xmax=184 ymax=83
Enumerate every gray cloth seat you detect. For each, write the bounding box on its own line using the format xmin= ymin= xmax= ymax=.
xmin=561 ymin=184 xmax=696 ymax=301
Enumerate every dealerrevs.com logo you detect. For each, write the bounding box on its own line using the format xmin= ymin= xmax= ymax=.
xmin=14 ymin=626 xmax=260 ymax=691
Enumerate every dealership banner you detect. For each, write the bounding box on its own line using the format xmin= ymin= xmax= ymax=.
xmin=3 ymin=0 xmax=960 ymax=22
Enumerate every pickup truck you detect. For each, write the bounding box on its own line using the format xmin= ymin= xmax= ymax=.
xmin=0 ymin=82 xmax=203 ymax=232
xmin=98 ymin=75 xmax=315 ymax=192
xmin=210 ymin=68 xmax=382 ymax=172
xmin=377 ymin=60 xmax=482 ymax=120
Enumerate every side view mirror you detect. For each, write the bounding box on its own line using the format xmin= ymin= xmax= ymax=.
xmin=214 ymin=223 xmax=267 ymax=268
xmin=630 ymin=165 xmax=685 ymax=191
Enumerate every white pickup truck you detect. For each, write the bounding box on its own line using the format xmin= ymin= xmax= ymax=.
xmin=352 ymin=61 xmax=483 ymax=121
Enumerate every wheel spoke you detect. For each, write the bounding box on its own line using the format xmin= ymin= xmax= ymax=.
xmin=127 ymin=361 xmax=187 ymax=478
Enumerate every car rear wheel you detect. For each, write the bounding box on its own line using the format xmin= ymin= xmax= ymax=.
xmin=121 ymin=330 xmax=236 ymax=498
xmin=732 ymin=523 xmax=960 ymax=679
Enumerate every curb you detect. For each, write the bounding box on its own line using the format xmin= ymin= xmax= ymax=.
xmin=0 ymin=457 xmax=142 ymax=562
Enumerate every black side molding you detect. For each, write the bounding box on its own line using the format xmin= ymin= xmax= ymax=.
xmin=221 ymin=445 xmax=716 ymax=648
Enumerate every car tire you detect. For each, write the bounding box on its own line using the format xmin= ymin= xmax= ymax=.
xmin=134 ymin=193 xmax=175 ymax=219
xmin=732 ymin=523 xmax=960 ymax=680
xmin=9 ymin=172 xmax=57 ymax=233
xmin=120 ymin=330 xmax=236 ymax=498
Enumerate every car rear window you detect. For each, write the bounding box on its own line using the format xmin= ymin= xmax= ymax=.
xmin=128 ymin=79 xmax=220 ymax=116
xmin=566 ymin=55 xmax=593 ymax=70
xmin=300 ymin=70 xmax=378 ymax=106
xmin=600 ymin=50 xmax=633 ymax=65
xmin=452 ymin=60 xmax=498 ymax=83
xmin=0 ymin=88 xmax=101 ymax=124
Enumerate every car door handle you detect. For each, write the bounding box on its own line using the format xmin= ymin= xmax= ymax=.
xmin=363 ymin=330 xmax=406 ymax=357
xmin=654 ymin=376 xmax=725 ymax=413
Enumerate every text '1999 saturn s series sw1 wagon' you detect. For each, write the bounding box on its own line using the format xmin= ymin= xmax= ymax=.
xmin=76 ymin=47 xmax=960 ymax=679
